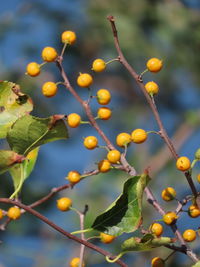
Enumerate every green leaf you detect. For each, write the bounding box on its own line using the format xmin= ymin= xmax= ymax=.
xmin=9 ymin=147 xmax=39 ymax=192
xmin=121 ymin=233 xmax=173 ymax=252
xmin=0 ymin=81 xmax=33 ymax=138
xmin=192 ymin=262 xmax=200 ymax=267
xmin=0 ymin=150 xmax=24 ymax=174
xmin=7 ymin=114 xmax=68 ymax=155
xmin=92 ymin=173 xmax=150 ymax=236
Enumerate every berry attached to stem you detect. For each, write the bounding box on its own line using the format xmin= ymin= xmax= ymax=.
xmin=150 ymin=223 xmax=163 ymax=237
xmin=67 ymin=171 xmax=81 ymax=184
xmin=163 ymin=212 xmax=178 ymax=225
xmin=42 ymin=82 xmax=58 ymax=97
xmin=146 ymin=58 xmax=163 ymax=73
xmin=145 ymin=81 xmax=159 ymax=95
xmin=131 ymin=129 xmax=147 ymax=144
xmin=107 ymin=150 xmax=121 ymax=164
xmin=161 ymin=187 xmax=176 ymax=201
xmin=188 ymin=205 xmax=200 ymax=218
xmin=83 ymin=136 xmax=98 ymax=150
xmin=92 ymin=59 xmax=106 ymax=72
xmin=0 ymin=209 xmax=4 ymax=219
xmin=57 ymin=197 xmax=72 ymax=211
xmin=26 ymin=62 xmax=40 ymax=77
xmin=176 ymin=156 xmax=191 ymax=171
xmin=97 ymin=107 xmax=112 ymax=120
xmin=77 ymin=73 xmax=93 ymax=88
xmin=96 ymin=89 xmax=111 ymax=105
xmin=100 ymin=232 xmax=116 ymax=244
xmin=41 ymin=47 xmax=58 ymax=62
xmin=98 ymin=159 xmax=111 ymax=173
xmin=116 ymin=133 xmax=131 ymax=147
xmin=61 ymin=31 xmax=76 ymax=45
xmin=69 ymin=257 xmax=85 ymax=267
xmin=7 ymin=206 xmax=21 ymax=220
xmin=182 ymin=229 xmax=196 ymax=242
xmin=67 ymin=113 xmax=81 ymax=128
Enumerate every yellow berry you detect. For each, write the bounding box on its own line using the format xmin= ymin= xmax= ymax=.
xmin=151 ymin=257 xmax=165 ymax=267
xmin=97 ymin=107 xmax=112 ymax=120
xmin=100 ymin=232 xmax=116 ymax=244
xmin=146 ymin=58 xmax=163 ymax=73
xmin=131 ymin=129 xmax=147 ymax=144
xmin=197 ymin=173 xmax=200 ymax=183
xmin=98 ymin=159 xmax=111 ymax=173
xmin=42 ymin=82 xmax=57 ymax=97
xmin=161 ymin=187 xmax=176 ymax=202
xmin=67 ymin=171 xmax=81 ymax=184
xmin=150 ymin=223 xmax=163 ymax=237
xmin=145 ymin=81 xmax=159 ymax=95
xmin=57 ymin=197 xmax=72 ymax=211
xmin=188 ymin=205 xmax=200 ymax=218
xmin=163 ymin=212 xmax=178 ymax=225
xmin=26 ymin=62 xmax=40 ymax=77
xmin=67 ymin=113 xmax=81 ymax=128
xmin=176 ymin=156 xmax=191 ymax=171
xmin=7 ymin=206 xmax=21 ymax=220
xmin=116 ymin=132 xmax=131 ymax=147
xmin=77 ymin=73 xmax=93 ymax=88
xmin=107 ymin=150 xmax=121 ymax=164
xmin=96 ymin=89 xmax=111 ymax=105
xmin=69 ymin=257 xmax=85 ymax=267
xmin=61 ymin=31 xmax=76 ymax=45
xmin=0 ymin=209 xmax=4 ymax=220
xmin=83 ymin=136 xmax=98 ymax=150
xmin=41 ymin=46 xmax=58 ymax=62
xmin=92 ymin=59 xmax=106 ymax=72
xmin=182 ymin=229 xmax=196 ymax=242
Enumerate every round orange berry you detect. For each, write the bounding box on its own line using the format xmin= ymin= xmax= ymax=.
xmin=197 ymin=173 xmax=200 ymax=184
xmin=182 ymin=229 xmax=196 ymax=242
xmin=83 ymin=136 xmax=98 ymax=150
xmin=42 ymin=82 xmax=57 ymax=97
xmin=67 ymin=171 xmax=81 ymax=184
xmin=188 ymin=205 xmax=200 ymax=218
xmin=77 ymin=73 xmax=93 ymax=88
xmin=26 ymin=62 xmax=40 ymax=77
xmin=7 ymin=206 xmax=21 ymax=220
xmin=150 ymin=223 xmax=163 ymax=237
xmin=146 ymin=58 xmax=163 ymax=73
xmin=67 ymin=113 xmax=81 ymax=128
xmin=57 ymin=197 xmax=72 ymax=211
xmin=69 ymin=257 xmax=85 ymax=267
xmin=97 ymin=107 xmax=112 ymax=120
xmin=131 ymin=129 xmax=147 ymax=144
xmin=41 ymin=46 xmax=58 ymax=62
xmin=100 ymin=232 xmax=116 ymax=244
xmin=61 ymin=31 xmax=76 ymax=45
xmin=163 ymin=212 xmax=178 ymax=225
xmin=96 ymin=89 xmax=111 ymax=105
xmin=98 ymin=159 xmax=111 ymax=173
xmin=145 ymin=81 xmax=159 ymax=95
xmin=161 ymin=187 xmax=176 ymax=202
xmin=151 ymin=257 xmax=165 ymax=267
xmin=92 ymin=59 xmax=106 ymax=72
xmin=116 ymin=133 xmax=131 ymax=147
xmin=107 ymin=150 xmax=121 ymax=164
xmin=176 ymin=156 xmax=191 ymax=171
xmin=0 ymin=209 xmax=4 ymax=220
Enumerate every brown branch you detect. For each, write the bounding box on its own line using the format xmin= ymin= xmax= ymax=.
xmin=0 ymin=198 xmax=127 ymax=267
xmin=107 ymin=15 xmax=198 ymax=199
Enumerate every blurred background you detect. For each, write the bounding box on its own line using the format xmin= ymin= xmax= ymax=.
xmin=0 ymin=0 xmax=200 ymax=266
